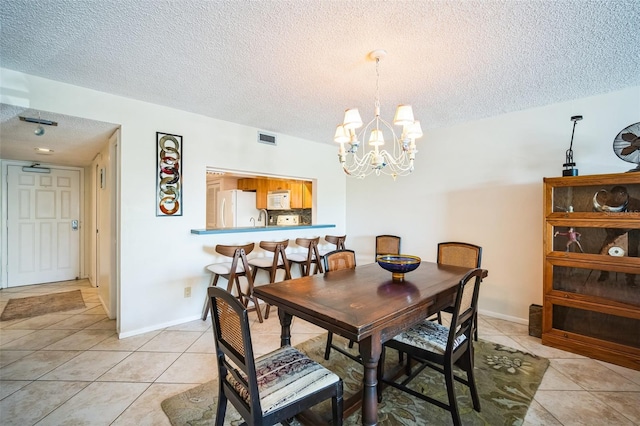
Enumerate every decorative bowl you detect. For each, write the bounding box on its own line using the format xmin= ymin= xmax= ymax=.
xmin=376 ymin=254 xmax=421 ymax=282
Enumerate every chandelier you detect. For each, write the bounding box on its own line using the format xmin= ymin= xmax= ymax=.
xmin=334 ymin=50 xmax=423 ymax=179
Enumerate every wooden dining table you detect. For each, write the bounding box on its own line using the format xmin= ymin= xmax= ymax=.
xmin=254 ymin=261 xmax=486 ymax=426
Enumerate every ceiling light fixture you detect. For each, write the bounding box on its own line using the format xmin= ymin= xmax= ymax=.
xmin=19 ymin=113 xmax=58 ymax=137
xmin=334 ymin=50 xmax=423 ymax=179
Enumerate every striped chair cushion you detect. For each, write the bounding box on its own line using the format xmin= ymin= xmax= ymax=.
xmin=206 ymin=261 xmax=247 ymax=275
xmin=391 ymin=320 xmax=466 ymax=355
xmin=226 ymin=346 xmax=340 ymax=415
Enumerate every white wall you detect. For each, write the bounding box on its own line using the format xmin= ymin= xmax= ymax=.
xmin=346 ymin=86 xmax=640 ymax=323
xmin=0 ymin=68 xmax=347 ymax=337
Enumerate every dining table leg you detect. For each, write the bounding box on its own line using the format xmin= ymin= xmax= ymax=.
xmin=277 ymin=309 xmax=293 ymax=347
xmin=358 ymin=334 xmax=382 ymax=426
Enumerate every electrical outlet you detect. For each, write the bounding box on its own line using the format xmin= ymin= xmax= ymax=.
xmin=184 ymin=287 xmax=191 ymax=298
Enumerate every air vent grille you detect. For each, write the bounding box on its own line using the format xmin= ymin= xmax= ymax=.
xmin=258 ymin=131 xmax=277 ymax=146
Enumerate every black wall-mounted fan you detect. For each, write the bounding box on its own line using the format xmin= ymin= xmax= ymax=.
xmin=613 ymin=121 xmax=640 ymax=172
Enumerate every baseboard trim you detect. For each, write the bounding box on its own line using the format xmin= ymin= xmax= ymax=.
xmin=118 ymin=314 xmax=204 ymax=339
xmin=478 ymin=309 xmax=528 ymax=325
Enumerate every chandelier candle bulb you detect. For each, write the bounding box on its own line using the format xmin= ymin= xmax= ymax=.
xmin=333 ymin=49 xmax=423 ymax=178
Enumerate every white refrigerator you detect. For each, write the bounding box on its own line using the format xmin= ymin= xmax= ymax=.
xmin=218 ymin=190 xmax=260 ymax=228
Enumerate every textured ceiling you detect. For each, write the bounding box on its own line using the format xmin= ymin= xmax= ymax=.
xmin=1 ymin=0 xmax=639 ymax=166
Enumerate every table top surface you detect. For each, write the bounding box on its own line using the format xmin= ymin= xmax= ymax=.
xmin=254 ymin=261 xmax=477 ymax=341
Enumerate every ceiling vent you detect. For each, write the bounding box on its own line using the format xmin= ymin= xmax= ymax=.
xmin=258 ymin=131 xmax=277 ymax=146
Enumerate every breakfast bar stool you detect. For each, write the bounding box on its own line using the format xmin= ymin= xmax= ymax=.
xmin=318 ymin=235 xmax=347 ymax=259
xmin=201 ymin=242 xmax=264 ymax=323
xmin=248 ymin=240 xmax=292 ymax=319
xmin=287 ymin=237 xmax=324 ymax=276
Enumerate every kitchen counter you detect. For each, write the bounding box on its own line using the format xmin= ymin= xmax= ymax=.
xmin=190 ymin=224 xmax=335 ymax=235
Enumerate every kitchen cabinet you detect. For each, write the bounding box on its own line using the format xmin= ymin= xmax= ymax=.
xmin=290 ymin=182 xmax=303 ymax=209
xmin=237 ymin=178 xmax=311 ymax=209
xmin=302 ymin=181 xmax=312 ymax=208
xmin=237 ymin=178 xmax=269 ymax=209
xmin=542 ymin=172 xmax=640 ymax=370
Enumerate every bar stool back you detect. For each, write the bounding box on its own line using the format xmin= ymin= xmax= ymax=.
xmin=248 ymin=240 xmax=292 ymax=319
xmin=201 ymin=243 xmax=264 ymax=323
xmin=318 ymin=235 xmax=347 ymax=258
xmin=287 ymin=237 xmax=323 ymax=276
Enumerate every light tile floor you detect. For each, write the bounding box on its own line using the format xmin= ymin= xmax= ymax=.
xmin=1 ymin=280 xmax=639 ymax=425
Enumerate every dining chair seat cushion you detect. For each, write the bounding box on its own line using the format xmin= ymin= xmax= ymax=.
xmin=248 ymin=257 xmax=285 ymax=268
xmin=206 ymin=262 xmax=247 ymax=275
xmin=391 ymin=320 xmax=466 ymax=355
xmin=225 ymin=346 xmax=340 ymax=415
xmin=287 ymin=253 xmax=317 ymax=262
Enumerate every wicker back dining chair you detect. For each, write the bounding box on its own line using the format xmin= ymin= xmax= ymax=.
xmin=208 ymin=286 xmax=344 ymax=426
xmin=322 ymin=249 xmax=359 ymax=362
xmin=375 ymin=235 xmax=401 ymax=261
xmin=378 ymin=268 xmax=485 ymax=426
xmin=436 ymin=242 xmax=483 ymax=340
xmin=323 ymin=248 xmax=356 ymax=272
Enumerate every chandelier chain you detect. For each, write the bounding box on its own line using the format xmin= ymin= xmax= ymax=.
xmin=375 ymin=57 xmax=381 ymax=112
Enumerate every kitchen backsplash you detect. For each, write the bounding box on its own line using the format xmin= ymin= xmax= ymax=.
xmin=268 ymin=209 xmax=312 ymax=226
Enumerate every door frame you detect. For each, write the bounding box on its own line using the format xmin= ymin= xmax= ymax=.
xmin=0 ymin=160 xmax=85 ymax=288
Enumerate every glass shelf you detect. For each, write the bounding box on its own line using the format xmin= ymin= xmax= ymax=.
xmin=552 ymin=225 xmax=639 ymax=257
xmin=552 ymin=182 xmax=640 ymax=213
xmin=551 ymin=264 xmax=639 ymax=306
xmin=552 ymin=305 xmax=640 ymax=348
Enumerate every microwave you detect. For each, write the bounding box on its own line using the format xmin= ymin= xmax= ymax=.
xmin=267 ymin=190 xmax=291 ymax=210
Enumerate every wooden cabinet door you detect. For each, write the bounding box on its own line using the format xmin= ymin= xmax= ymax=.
xmin=256 ymin=179 xmax=269 ymax=209
xmin=302 ymin=181 xmax=312 ymax=208
xmin=290 ymin=180 xmax=303 ymax=208
xmin=237 ymin=179 xmax=251 ymax=190
xmin=268 ymin=179 xmax=290 ymax=191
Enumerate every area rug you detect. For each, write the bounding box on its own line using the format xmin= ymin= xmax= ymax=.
xmin=0 ymin=290 xmax=86 ymax=321
xmin=161 ymin=334 xmax=549 ymax=425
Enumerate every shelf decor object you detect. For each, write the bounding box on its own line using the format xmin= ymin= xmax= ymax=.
xmin=333 ymin=50 xmax=423 ymax=179
xmin=376 ymin=254 xmax=421 ymax=282
xmin=562 ymin=115 xmax=582 ymax=176
xmin=613 ymin=121 xmax=640 ymax=172
xmin=542 ymin=172 xmax=640 ymax=370
xmin=156 ymin=132 xmax=182 ymax=216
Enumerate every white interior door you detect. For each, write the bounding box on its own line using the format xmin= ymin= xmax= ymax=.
xmin=7 ymin=165 xmax=81 ymax=287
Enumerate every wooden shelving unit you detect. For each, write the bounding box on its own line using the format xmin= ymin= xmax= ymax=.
xmin=542 ymin=172 xmax=640 ymax=370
